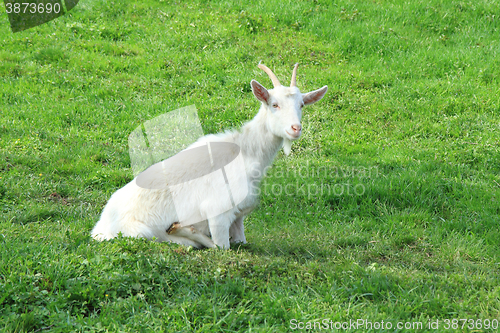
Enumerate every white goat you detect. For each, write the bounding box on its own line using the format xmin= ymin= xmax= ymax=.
xmin=91 ymin=63 xmax=328 ymax=249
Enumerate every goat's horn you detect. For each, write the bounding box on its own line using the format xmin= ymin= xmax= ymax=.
xmin=258 ymin=63 xmax=281 ymax=88
xmin=290 ymin=63 xmax=299 ymax=87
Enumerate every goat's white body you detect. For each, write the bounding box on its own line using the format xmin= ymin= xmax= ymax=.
xmin=91 ymin=108 xmax=283 ymax=248
xmin=92 ymin=64 xmax=327 ymax=249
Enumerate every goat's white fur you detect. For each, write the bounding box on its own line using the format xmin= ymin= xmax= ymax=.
xmin=91 ymin=63 xmax=328 ymax=249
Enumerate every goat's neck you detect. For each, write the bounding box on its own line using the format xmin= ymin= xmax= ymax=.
xmin=236 ymin=107 xmax=283 ymax=182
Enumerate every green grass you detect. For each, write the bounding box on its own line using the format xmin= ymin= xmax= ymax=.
xmin=1 ymin=0 xmax=500 ymax=331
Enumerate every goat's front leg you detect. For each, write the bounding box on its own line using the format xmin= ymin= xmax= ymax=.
xmin=229 ymin=216 xmax=246 ymax=244
xmin=208 ymin=216 xmax=231 ymax=249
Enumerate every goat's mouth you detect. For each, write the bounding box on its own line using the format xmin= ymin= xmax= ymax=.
xmin=285 ymin=130 xmax=301 ymax=140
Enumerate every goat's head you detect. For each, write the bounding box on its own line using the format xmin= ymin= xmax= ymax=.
xmin=251 ymin=63 xmax=328 ymax=155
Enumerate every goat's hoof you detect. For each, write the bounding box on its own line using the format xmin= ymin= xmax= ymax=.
xmin=167 ymin=222 xmax=181 ymax=235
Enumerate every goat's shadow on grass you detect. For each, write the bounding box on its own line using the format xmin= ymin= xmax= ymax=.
xmin=233 ymin=241 xmax=336 ymax=263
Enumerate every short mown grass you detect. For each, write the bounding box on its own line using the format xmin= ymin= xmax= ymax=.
xmin=1 ymin=0 xmax=499 ymax=331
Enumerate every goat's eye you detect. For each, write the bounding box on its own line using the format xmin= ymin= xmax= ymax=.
xmin=272 ymin=103 xmax=279 ymax=108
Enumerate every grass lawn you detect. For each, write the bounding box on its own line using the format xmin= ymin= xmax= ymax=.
xmin=1 ymin=0 xmax=499 ymax=331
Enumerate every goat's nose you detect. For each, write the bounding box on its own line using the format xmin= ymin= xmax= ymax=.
xmin=291 ymin=124 xmax=302 ymax=134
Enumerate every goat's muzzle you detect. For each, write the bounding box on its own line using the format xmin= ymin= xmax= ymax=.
xmin=287 ymin=124 xmax=302 ymax=139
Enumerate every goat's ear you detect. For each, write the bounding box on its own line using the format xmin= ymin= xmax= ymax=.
xmin=302 ymin=86 xmax=328 ymax=105
xmin=251 ymin=80 xmax=269 ymax=103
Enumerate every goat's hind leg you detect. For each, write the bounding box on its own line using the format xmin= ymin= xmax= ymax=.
xmin=167 ymin=223 xmax=216 ymax=249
